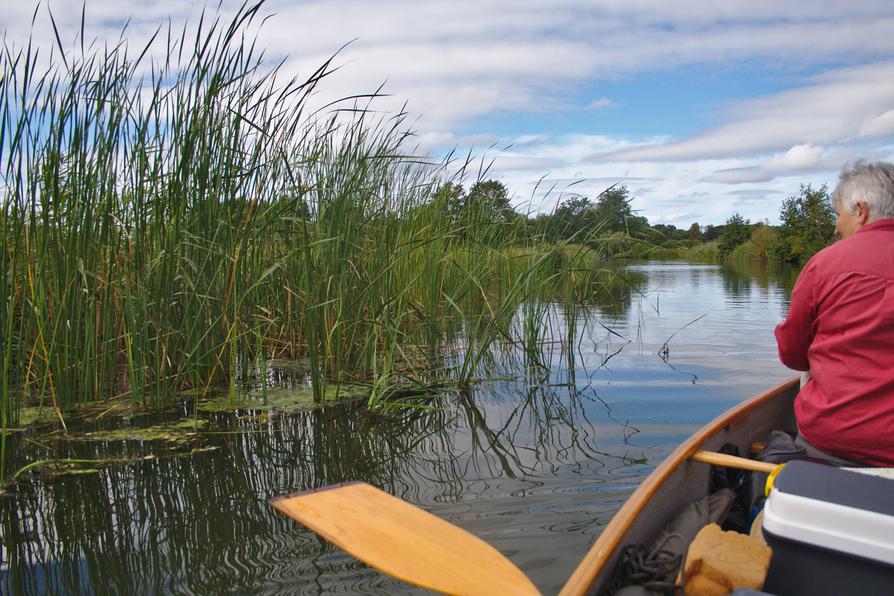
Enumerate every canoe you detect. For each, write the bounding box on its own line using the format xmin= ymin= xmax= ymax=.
xmin=560 ymin=375 xmax=800 ymax=595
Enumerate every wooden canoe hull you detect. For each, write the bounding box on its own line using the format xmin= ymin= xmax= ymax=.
xmin=561 ymin=376 xmax=800 ymax=595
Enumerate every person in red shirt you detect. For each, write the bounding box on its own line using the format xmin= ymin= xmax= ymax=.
xmin=775 ymin=161 xmax=894 ymax=466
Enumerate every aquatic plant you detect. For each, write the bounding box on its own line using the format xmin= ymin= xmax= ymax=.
xmin=0 ymin=2 xmax=618 ymax=480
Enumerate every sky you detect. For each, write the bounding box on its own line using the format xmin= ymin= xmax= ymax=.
xmin=3 ymin=1 xmax=894 ymax=226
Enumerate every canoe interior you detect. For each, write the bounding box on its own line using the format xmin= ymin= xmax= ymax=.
xmin=561 ymin=377 xmax=799 ymax=595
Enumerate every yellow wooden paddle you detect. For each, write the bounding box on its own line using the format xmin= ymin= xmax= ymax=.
xmin=690 ymin=450 xmax=779 ymax=474
xmin=270 ymin=481 xmax=540 ymax=596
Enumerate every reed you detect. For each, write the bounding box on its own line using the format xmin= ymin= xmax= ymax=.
xmin=0 ymin=2 xmax=617 ymax=479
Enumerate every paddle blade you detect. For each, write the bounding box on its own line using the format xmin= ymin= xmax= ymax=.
xmin=271 ymin=482 xmax=540 ymax=596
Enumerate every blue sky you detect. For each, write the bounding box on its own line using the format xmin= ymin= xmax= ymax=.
xmin=4 ymin=1 xmax=894 ymax=226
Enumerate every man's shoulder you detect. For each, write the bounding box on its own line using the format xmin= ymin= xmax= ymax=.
xmin=806 ymin=228 xmax=894 ymax=279
xmin=802 ymin=240 xmax=845 ymax=272
xmin=808 ymin=238 xmax=847 ymax=262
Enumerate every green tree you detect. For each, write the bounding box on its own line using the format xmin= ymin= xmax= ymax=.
xmin=430 ymin=180 xmax=519 ymax=243
xmin=550 ymin=195 xmax=599 ymax=241
xmin=688 ymin=222 xmax=701 ymax=241
xmin=718 ymin=213 xmax=751 ymax=257
xmin=431 ymin=182 xmax=466 ymax=226
xmin=593 ymin=185 xmax=649 ymax=235
xmin=773 ymin=184 xmax=835 ymax=263
xmin=466 ymin=180 xmax=513 ymax=222
xmin=703 ymin=224 xmax=723 ymax=241
xmin=749 ymin=223 xmax=777 ymax=261
xmin=459 ymin=179 xmax=521 ymax=245
xmin=651 ymin=224 xmax=689 ymax=242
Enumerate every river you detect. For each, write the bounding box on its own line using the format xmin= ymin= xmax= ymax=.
xmin=0 ymin=260 xmax=801 ymax=594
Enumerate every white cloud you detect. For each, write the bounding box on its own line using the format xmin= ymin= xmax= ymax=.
xmin=858 ymin=109 xmax=894 ymax=137
xmin=764 ymin=145 xmax=829 ymax=171
xmin=416 ymin=131 xmax=458 ymax=152
xmin=588 ymin=97 xmax=617 ymax=110
xmin=700 ymin=145 xmax=844 ymax=184
xmin=7 ymin=1 xmax=894 ymax=135
xmin=602 ymin=62 xmax=894 ymax=163
xmin=490 ymin=154 xmax=565 ymax=172
xmin=702 ymin=169 xmax=774 ymax=184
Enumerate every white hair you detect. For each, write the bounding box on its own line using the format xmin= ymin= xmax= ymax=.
xmin=832 ymin=160 xmax=894 ymax=221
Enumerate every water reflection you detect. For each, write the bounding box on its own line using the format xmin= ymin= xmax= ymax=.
xmin=589 ymin=268 xmax=649 ymax=319
xmin=1 ymin=260 xmax=798 ymax=594
xmin=0 ymin=378 xmax=640 ymax=594
xmin=719 ymin=260 xmax=799 ymax=306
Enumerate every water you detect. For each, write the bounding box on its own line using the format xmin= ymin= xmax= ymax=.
xmin=0 ymin=260 xmax=800 ymax=594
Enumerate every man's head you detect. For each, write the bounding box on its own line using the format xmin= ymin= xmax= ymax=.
xmin=832 ymin=161 xmax=894 ymax=238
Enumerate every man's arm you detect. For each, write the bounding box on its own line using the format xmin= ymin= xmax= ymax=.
xmin=774 ymin=264 xmax=816 ymax=371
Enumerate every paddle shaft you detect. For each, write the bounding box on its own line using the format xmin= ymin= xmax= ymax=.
xmin=691 ymin=450 xmax=779 ymax=474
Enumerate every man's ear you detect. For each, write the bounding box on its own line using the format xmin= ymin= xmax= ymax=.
xmin=857 ymin=201 xmax=871 ymax=225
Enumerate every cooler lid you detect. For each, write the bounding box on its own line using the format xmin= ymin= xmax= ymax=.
xmin=763 ymin=460 xmax=894 ymax=566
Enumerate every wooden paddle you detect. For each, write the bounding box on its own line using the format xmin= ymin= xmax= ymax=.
xmin=691 ymin=450 xmax=779 ymax=474
xmin=270 ymin=481 xmax=540 ymax=596
xmin=692 ymin=450 xmax=894 ymax=478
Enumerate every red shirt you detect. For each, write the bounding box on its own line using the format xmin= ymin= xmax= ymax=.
xmin=775 ymin=218 xmax=894 ymax=466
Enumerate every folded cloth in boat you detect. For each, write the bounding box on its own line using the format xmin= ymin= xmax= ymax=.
xmin=682 ymin=523 xmax=772 ymax=596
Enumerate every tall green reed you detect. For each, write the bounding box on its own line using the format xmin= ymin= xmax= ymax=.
xmin=0 ymin=1 xmax=614 ymax=480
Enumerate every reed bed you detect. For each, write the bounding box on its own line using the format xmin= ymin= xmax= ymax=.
xmin=0 ymin=3 xmax=617 ymax=479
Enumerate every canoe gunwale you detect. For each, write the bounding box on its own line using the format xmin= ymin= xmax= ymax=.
xmin=560 ymin=376 xmax=800 ymax=595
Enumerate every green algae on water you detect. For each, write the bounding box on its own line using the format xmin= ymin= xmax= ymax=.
xmin=197 ymin=384 xmax=368 ymax=414
xmin=14 ymin=457 xmax=137 ymax=480
xmin=17 ymin=407 xmax=54 ymax=428
xmin=15 ymin=402 xmax=153 ymax=430
xmin=78 ymin=419 xmax=208 ymax=444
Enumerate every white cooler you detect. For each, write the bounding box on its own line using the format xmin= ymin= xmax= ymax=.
xmin=761 ymin=459 xmax=894 ymax=595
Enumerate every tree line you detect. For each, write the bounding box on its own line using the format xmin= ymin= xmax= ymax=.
xmin=713 ymin=184 xmax=835 ymax=263
xmin=429 ymin=179 xmax=836 ymax=265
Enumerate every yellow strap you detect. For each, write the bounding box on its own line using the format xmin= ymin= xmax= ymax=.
xmin=764 ymin=464 xmax=783 ymax=496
